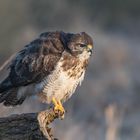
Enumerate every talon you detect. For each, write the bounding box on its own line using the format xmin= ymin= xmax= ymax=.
xmin=52 ymin=97 xmax=65 ymax=119
xmin=54 ymin=104 xmax=65 ymax=119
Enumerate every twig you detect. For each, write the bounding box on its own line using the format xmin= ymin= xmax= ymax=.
xmin=105 ymin=103 xmax=123 ymax=140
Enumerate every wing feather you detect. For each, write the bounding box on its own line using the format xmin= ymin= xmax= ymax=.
xmin=0 ymin=31 xmax=65 ymax=92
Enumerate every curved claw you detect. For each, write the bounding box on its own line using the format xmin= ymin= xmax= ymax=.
xmin=54 ymin=104 xmax=65 ymax=119
xmin=52 ymin=98 xmax=65 ymax=119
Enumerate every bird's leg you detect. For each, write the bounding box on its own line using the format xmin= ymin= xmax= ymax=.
xmin=52 ymin=97 xmax=65 ymax=119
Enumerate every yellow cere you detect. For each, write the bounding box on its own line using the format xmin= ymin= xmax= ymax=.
xmin=87 ymin=44 xmax=93 ymax=50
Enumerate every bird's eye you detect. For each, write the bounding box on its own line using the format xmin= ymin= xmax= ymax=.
xmin=78 ymin=43 xmax=86 ymax=48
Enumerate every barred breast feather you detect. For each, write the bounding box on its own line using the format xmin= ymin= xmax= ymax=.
xmin=38 ymin=54 xmax=86 ymax=103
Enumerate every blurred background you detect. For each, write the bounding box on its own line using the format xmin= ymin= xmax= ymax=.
xmin=0 ymin=0 xmax=140 ymax=140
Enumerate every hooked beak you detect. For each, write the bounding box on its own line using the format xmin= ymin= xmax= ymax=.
xmin=87 ymin=44 xmax=93 ymax=54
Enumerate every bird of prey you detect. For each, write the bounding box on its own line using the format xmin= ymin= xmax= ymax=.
xmin=0 ymin=31 xmax=93 ymax=117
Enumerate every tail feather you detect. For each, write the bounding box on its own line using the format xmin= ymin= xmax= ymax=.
xmin=0 ymin=88 xmax=26 ymax=106
xmin=0 ymin=77 xmax=13 ymax=93
xmin=4 ymin=95 xmax=26 ymax=106
xmin=0 ymin=77 xmax=26 ymax=106
xmin=0 ymin=91 xmax=10 ymax=103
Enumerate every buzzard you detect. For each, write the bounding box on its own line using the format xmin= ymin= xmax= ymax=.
xmin=0 ymin=31 xmax=93 ymax=118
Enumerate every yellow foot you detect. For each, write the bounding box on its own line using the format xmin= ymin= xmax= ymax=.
xmin=52 ymin=97 xmax=65 ymax=119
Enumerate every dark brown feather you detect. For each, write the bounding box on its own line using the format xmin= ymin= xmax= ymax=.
xmin=1 ymin=31 xmax=66 ymax=91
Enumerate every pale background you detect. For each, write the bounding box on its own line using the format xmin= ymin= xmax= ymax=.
xmin=0 ymin=1 xmax=140 ymax=140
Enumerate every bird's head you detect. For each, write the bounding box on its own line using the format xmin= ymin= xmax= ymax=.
xmin=61 ymin=32 xmax=93 ymax=58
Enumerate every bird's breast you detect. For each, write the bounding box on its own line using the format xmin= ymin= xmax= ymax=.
xmin=38 ymin=57 xmax=86 ymax=103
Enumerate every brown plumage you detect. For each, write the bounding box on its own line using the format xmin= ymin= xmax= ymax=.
xmin=0 ymin=31 xmax=93 ymax=106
